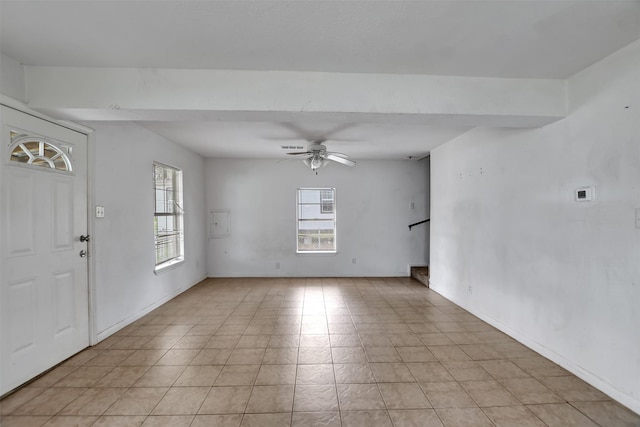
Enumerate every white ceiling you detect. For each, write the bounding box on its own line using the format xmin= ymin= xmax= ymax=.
xmin=3 ymin=1 xmax=639 ymax=78
xmin=138 ymin=120 xmax=470 ymax=160
xmin=2 ymin=0 xmax=639 ymax=159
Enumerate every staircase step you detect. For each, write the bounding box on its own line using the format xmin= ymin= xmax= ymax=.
xmin=410 ymin=265 xmax=429 ymax=287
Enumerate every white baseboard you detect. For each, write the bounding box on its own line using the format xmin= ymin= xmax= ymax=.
xmin=206 ymin=273 xmax=411 ymax=278
xmin=430 ymin=281 xmax=640 ymax=416
xmin=95 ymin=275 xmax=206 ymax=342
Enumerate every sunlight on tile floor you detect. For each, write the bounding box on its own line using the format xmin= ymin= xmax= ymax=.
xmin=1 ymin=277 xmax=638 ymax=426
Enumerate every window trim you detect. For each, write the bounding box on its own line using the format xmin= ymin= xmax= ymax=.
xmin=296 ymin=187 xmax=337 ymax=254
xmin=153 ymin=162 xmax=184 ymax=272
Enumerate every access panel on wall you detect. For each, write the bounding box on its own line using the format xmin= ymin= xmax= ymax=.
xmin=210 ymin=209 xmax=231 ymax=237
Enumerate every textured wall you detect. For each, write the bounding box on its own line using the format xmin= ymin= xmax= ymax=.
xmin=90 ymin=122 xmax=207 ymax=339
xmin=430 ymin=41 xmax=640 ymax=413
xmin=205 ymin=158 xmax=429 ymax=277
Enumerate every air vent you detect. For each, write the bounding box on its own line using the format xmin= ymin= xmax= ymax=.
xmin=281 ymin=145 xmax=305 ymax=150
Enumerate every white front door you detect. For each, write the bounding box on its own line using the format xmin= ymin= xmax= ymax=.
xmin=0 ymin=105 xmax=90 ymax=395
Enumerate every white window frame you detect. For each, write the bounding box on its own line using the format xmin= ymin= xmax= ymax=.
xmin=296 ymin=188 xmax=337 ymax=254
xmin=153 ymin=162 xmax=184 ymax=272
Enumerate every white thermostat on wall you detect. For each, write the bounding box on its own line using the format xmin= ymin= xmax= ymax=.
xmin=575 ymin=186 xmax=594 ymax=202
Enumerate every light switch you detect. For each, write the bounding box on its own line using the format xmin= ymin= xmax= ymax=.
xmin=96 ymin=206 xmax=105 ymax=218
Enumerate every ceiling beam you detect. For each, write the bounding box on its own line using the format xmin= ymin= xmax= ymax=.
xmin=24 ymin=67 xmax=566 ymax=127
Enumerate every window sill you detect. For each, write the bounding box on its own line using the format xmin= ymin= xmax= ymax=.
xmin=296 ymin=251 xmax=338 ymax=255
xmin=154 ymin=258 xmax=184 ymax=274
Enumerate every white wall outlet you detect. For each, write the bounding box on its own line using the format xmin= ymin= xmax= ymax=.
xmin=96 ymin=206 xmax=105 ymax=218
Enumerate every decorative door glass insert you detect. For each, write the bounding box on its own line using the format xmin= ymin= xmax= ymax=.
xmin=9 ymin=131 xmax=73 ymax=172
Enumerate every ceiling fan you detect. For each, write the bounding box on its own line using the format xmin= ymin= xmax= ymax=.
xmin=286 ymin=140 xmax=356 ymax=174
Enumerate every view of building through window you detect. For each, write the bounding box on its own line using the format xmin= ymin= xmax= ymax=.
xmin=297 ymin=188 xmax=336 ymax=253
xmin=154 ymin=162 xmax=184 ymax=267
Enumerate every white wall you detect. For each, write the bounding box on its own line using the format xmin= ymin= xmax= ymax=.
xmin=89 ymin=122 xmax=207 ymax=340
xmin=0 ymin=53 xmax=26 ymax=102
xmin=430 ymin=40 xmax=640 ymax=413
xmin=205 ymin=158 xmax=428 ymax=277
xmin=424 ymin=156 xmax=431 ymax=264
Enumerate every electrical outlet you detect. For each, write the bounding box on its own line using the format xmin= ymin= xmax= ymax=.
xmin=96 ymin=206 xmax=105 ymax=218
xmin=275 ymin=262 xmax=280 ymax=269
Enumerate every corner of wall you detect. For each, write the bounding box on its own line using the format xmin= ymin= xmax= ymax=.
xmin=0 ymin=53 xmax=26 ymax=103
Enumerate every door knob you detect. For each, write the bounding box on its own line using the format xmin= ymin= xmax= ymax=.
xmin=80 ymin=234 xmax=90 ymax=242
xmin=79 ymin=250 xmax=87 ymax=258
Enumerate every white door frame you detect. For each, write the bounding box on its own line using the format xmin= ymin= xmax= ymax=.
xmin=1 ymin=94 xmax=98 ymax=347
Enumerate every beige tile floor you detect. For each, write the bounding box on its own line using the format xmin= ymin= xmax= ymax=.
xmin=1 ymin=277 xmax=639 ymax=427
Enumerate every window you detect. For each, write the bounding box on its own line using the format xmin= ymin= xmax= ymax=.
xmin=320 ymin=189 xmax=334 ymax=213
xmin=9 ymin=131 xmax=73 ymax=172
xmin=297 ymin=188 xmax=336 ymax=253
xmin=154 ymin=162 xmax=184 ymax=269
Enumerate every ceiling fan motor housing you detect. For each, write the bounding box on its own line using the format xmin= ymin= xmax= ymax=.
xmin=309 ymin=143 xmax=327 ymax=153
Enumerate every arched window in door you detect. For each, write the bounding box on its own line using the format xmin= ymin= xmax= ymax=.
xmin=8 ymin=131 xmax=73 ymax=172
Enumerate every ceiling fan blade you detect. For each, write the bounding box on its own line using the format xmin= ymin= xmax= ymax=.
xmin=286 ymin=151 xmax=313 ymax=155
xmin=276 ymin=122 xmax=358 ymax=142
xmin=325 ymin=151 xmax=348 ymax=158
xmin=326 ymin=154 xmax=356 ymax=166
xmin=323 ymin=123 xmax=356 ymax=139
xmin=276 ymin=157 xmax=299 ymax=163
xmin=278 ymin=122 xmax=317 ymax=140
xmin=263 ymin=136 xmax=307 ymax=141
